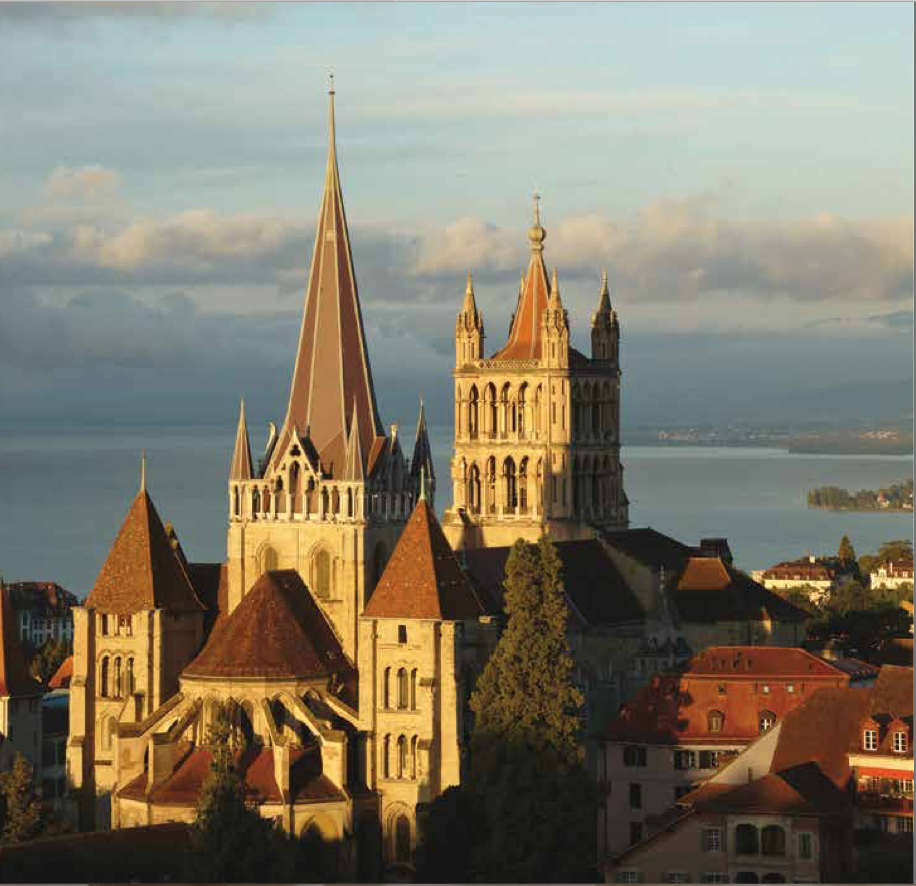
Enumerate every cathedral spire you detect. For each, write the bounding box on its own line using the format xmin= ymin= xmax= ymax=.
xmin=275 ymin=81 xmax=384 ymax=476
xmin=596 ymin=268 xmax=611 ymax=314
xmin=410 ymin=396 xmax=436 ymax=506
xmin=548 ymin=266 xmax=563 ymax=309
xmin=462 ymin=271 xmax=478 ymax=318
xmin=343 ymin=398 xmax=365 ymax=482
xmin=493 ymin=194 xmax=551 ymax=359
xmin=230 ymin=399 xmax=253 ymax=481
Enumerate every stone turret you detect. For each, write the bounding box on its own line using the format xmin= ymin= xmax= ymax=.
xmin=455 ymin=271 xmax=485 ymax=367
xmin=591 ymin=269 xmax=619 ymax=361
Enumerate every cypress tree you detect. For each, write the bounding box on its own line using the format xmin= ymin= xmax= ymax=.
xmin=470 ymin=535 xmax=583 ymax=765
xmin=0 ymin=753 xmax=44 ymax=844
xmin=183 ymin=703 xmax=295 ymax=883
xmin=838 ymin=535 xmax=856 ymax=563
xmin=463 ymin=535 xmax=595 ymax=882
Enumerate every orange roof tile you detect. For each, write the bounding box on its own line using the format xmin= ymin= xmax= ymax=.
xmin=183 ymin=570 xmax=354 ymax=680
xmin=48 ymin=655 xmax=73 ymax=690
xmin=0 ymin=583 xmax=42 ymax=697
xmin=85 ymin=490 xmax=204 ymax=615
xmin=363 ymin=499 xmax=486 ymax=621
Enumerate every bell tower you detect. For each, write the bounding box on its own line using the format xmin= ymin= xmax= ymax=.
xmin=442 ymin=196 xmax=628 ymax=550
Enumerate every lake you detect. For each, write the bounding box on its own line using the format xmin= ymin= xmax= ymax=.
xmin=0 ymin=424 xmax=911 ymax=598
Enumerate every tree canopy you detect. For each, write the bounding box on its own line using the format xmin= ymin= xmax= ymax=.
xmin=0 ymin=754 xmax=44 ymax=844
xmin=181 ymin=702 xmax=296 ymax=883
xmin=417 ymin=536 xmax=596 ymax=883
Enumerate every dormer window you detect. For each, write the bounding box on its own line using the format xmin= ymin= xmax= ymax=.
xmin=893 ymin=731 xmax=908 ymax=754
xmin=863 ymin=729 xmax=878 ymax=751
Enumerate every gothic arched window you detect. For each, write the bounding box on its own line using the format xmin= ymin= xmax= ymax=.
xmin=468 ymin=386 xmax=479 ymax=440
xmin=468 ymin=463 xmax=481 ymax=514
xmin=397 ymin=735 xmax=407 ymax=778
xmin=100 ymin=656 xmax=109 ymax=698
xmin=410 ymin=669 xmax=418 ymax=710
xmin=314 ymin=549 xmax=332 ymax=599
xmin=113 ymin=657 xmax=122 ymax=697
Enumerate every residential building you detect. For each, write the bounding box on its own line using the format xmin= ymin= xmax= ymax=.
xmin=4 ymin=580 xmax=78 ymax=647
xmin=1 ymin=581 xmax=44 ymax=771
xmin=604 ymin=664 xmax=912 ymax=883
xmin=598 ymin=647 xmax=862 ymax=858
xmin=442 ymin=201 xmax=628 ymax=552
xmin=755 ymin=556 xmax=854 ymax=604
xmin=870 ymin=560 xmax=914 ymax=592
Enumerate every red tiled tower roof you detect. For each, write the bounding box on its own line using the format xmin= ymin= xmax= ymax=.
xmin=183 ymin=570 xmax=354 ymax=680
xmin=85 ymin=489 xmax=205 ymax=615
xmin=493 ymin=196 xmax=552 ymax=360
xmin=363 ymin=499 xmax=486 ymax=621
xmin=273 ymin=82 xmax=384 ymax=476
xmin=0 ymin=582 xmax=41 ymax=697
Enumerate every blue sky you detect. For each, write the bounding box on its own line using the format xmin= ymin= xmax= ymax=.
xmin=0 ymin=2 xmax=912 ymax=433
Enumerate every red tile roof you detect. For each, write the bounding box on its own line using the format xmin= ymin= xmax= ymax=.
xmin=48 ymin=654 xmax=73 ymax=690
xmin=770 ymin=665 xmax=914 ymax=787
xmin=0 ymin=582 xmax=42 ymax=697
xmin=363 ymin=499 xmax=487 ymax=621
xmin=85 ymin=490 xmax=205 ymax=615
xmin=606 ymin=647 xmax=850 ymax=745
xmin=183 ymin=569 xmax=354 ymax=680
xmin=118 ymin=741 xmax=345 ymax=807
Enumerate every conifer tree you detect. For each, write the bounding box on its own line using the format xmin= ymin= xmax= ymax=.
xmin=183 ymin=703 xmax=295 ymax=883
xmin=470 ymin=535 xmax=583 ymax=765
xmin=0 ymin=753 xmax=44 ymax=844
xmin=838 ymin=535 xmax=856 ymax=563
xmin=460 ymin=535 xmax=595 ymax=882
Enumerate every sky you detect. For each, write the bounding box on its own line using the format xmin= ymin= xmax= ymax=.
xmin=0 ymin=2 xmax=913 ymax=439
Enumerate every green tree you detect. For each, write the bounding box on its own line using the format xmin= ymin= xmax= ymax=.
xmin=877 ymin=539 xmax=914 ymax=565
xmin=0 ymin=753 xmax=44 ymax=844
xmin=29 ymin=638 xmax=72 ymax=685
xmin=838 ymin=535 xmax=856 ymax=563
xmin=417 ymin=536 xmax=596 ymax=883
xmin=470 ymin=536 xmax=583 ymax=765
xmin=182 ymin=703 xmax=296 ymax=883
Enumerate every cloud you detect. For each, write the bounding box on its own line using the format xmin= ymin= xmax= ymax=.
xmin=0 ymin=2 xmax=273 ymax=26
xmin=42 ymin=165 xmax=121 ymax=202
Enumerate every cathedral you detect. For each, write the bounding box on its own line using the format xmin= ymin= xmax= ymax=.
xmin=66 ymin=85 xmax=807 ymax=880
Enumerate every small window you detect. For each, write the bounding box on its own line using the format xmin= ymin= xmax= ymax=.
xmin=699 ymin=750 xmax=720 ymax=770
xmin=701 ymin=875 xmax=729 ymax=884
xmin=863 ymin=729 xmax=878 ymax=751
xmin=707 ymin=710 xmax=724 ymax=733
xmin=797 ymin=832 xmax=813 ymax=860
xmin=629 ymin=822 xmax=643 ymax=845
xmin=664 ymin=874 xmax=690 ymax=884
xmin=624 ymin=746 xmax=647 ymax=767
xmin=702 ymin=828 xmax=722 ymax=852
xmin=761 ymin=684 xmax=770 ymax=695
xmin=629 ymin=783 xmax=642 ymax=809
xmin=899 ymin=817 xmax=913 ymax=834
xmin=618 ymin=872 xmax=640 ymax=884
xmin=759 ymin=711 xmax=776 ymax=733
xmin=786 ymin=682 xmax=795 ymax=693
xmin=398 ymin=624 xmax=407 ymax=644
xmin=675 ymin=750 xmax=697 ymax=770
xmin=893 ymin=731 xmax=908 ymax=754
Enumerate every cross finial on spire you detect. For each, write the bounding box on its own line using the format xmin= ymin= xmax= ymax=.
xmin=533 ymin=187 xmax=541 ymax=225
xmin=328 ymin=70 xmax=335 ymax=95
xmin=140 ymin=451 xmax=147 ymax=492
xmin=466 ymin=270 xmax=473 ymax=294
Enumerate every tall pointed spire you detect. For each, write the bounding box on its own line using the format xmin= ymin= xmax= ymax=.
xmin=275 ymin=80 xmax=384 ymax=476
xmin=410 ymin=396 xmax=436 ymax=506
xmin=596 ymin=268 xmax=611 ymax=314
xmin=230 ymin=398 xmax=253 ymax=481
xmin=343 ymin=398 xmax=365 ymax=482
xmin=494 ymin=193 xmax=551 ymax=359
xmin=462 ymin=271 xmax=478 ymax=317
xmin=140 ymin=451 xmax=147 ymax=492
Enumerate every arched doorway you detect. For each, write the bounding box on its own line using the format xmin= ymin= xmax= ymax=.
xmin=395 ymin=813 xmax=411 ymax=865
